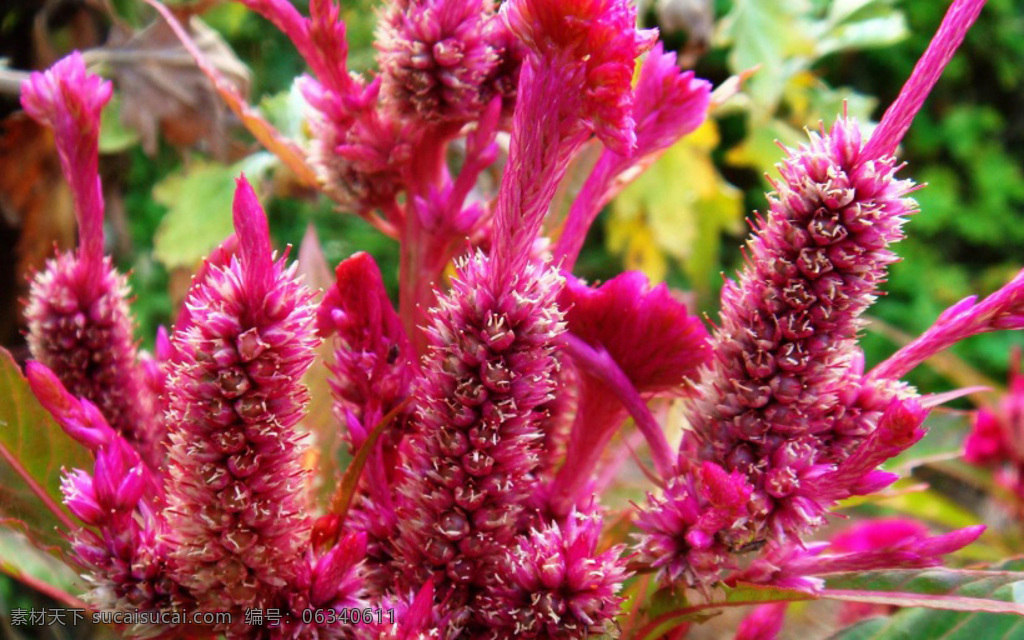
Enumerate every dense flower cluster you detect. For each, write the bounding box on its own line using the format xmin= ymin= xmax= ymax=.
xmin=21 ymin=53 xmax=159 ymax=465
xmin=11 ymin=0 xmax=1013 ymax=638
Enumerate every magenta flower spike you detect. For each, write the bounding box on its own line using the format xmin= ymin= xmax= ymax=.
xmin=547 ymin=272 xmax=710 ymax=515
xmin=318 ymin=252 xmax=414 ymax=594
xmin=670 ymin=0 xmax=987 ymax=552
xmin=392 ymin=251 xmax=565 ymax=630
xmin=376 ymin=0 xmax=513 ymax=127
xmin=27 ymin=363 xmax=182 ymax=628
xmin=243 ymin=0 xmax=410 ymax=218
xmin=477 ymin=508 xmax=630 ymax=639
xmin=492 ymin=0 xmax=655 ymax=276
xmin=21 ymin=52 xmax=159 ymax=466
xmin=163 ymin=177 xmax=320 ymax=618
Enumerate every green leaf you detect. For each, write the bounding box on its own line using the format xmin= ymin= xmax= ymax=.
xmin=631 ymin=582 xmax=812 ymax=640
xmin=98 ymin=92 xmax=141 ymax=154
xmin=0 ymin=529 xmax=81 ymax=597
xmin=0 ymin=348 xmax=89 ymax=553
xmin=817 ymin=14 xmax=907 ymax=56
xmin=823 ymin=563 xmax=1024 ymax=615
xmin=827 ymin=561 xmax=1024 ymax=639
xmin=152 ymin=153 xmax=277 ymax=269
xmin=607 ymin=121 xmax=743 ymax=303
xmin=260 ymin=80 xmax=310 ymax=141
xmin=717 ymin=0 xmax=816 ymax=111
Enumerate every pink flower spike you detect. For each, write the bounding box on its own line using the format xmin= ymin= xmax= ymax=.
xmin=20 ymin=51 xmax=111 ymax=274
xmin=242 ymin=0 xmax=351 ymax=95
xmin=163 ymin=179 xmax=320 ymax=622
xmin=862 ymin=0 xmax=986 ymax=160
xmin=376 ymin=0 xmax=507 ymax=126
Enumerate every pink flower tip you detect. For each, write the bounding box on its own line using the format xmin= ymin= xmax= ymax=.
xmin=232 ymin=175 xmax=274 ymax=294
xmin=26 ymin=361 xmax=113 ymax=451
xmin=20 ymin=51 xmax=112 ymax=130
xmin=877 ymin=396 xmax=928 ymax=449
xmin=829 ymin=517 xmax=931 ymax=553
xmin=965 ymin=407 xmax=1008 ymax=465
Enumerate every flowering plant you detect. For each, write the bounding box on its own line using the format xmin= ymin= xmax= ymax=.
xmin=2 ymin=0 xmax=1024 ymax=638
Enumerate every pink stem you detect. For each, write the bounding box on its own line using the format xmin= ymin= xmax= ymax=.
xmin=862 ymin=0 xmax=986 ymax=160
xmin=559 ymin=333 xmax=674 ymax=479
xmin=552 ymin=152 xmax=618 ymax=270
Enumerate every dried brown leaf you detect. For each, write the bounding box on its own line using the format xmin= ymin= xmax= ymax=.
xmin=89 ymin=16 xmax=251 ymax=158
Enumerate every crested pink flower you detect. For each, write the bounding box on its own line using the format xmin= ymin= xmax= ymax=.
xmin=501 ymin=0 xmax=655 ymax=155
xmin=634 ymin=462 xmax=754 ymax=588
xmin=376 ymin=0 xmax=512 ymax=127
xmin=547 ymin=272 xmax=710 ymax=513
xmin=393 ymin=252 xmax=565 ymax=631
xmin=163 ymin=178 xmax=319 ymax=623
xmin=21 ymin=52 xmax=159 ymax=466
xmin=477 ymin=508 xmax=630 ymax=639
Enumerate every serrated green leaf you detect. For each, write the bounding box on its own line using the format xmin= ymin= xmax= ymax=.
xmin=0 ymin=348 xmax=90 ymax=555
xmin=152 ymin=153 xmax=277 ymax=269
xmin=717 ymin=0 xmax=816 ymax=110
